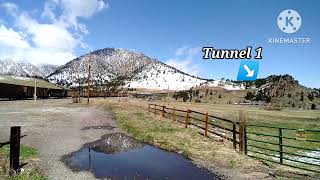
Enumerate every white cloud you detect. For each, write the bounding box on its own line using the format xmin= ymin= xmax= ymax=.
xmin=0 ymin=24 xmax=76 ymax=65
xmin=0 ymin=25 xmax=29 ymax=48
xmin=54 ymin=0 xmax=108 ymax=34
xmin=1 ymin=2 xmax=18 ymax=16
xmin=0 ymin=0 xmax=108 ymax=65
xmin=175 ymin=46 xmax=188 ymax=56
xmin=174 ymin=46 xmax=200 ymax=57
xmin=166 ymin=46 xmax=201 ymax=76
xmin=167 ymin=59 xmax=200 ymax=75
xmin=58 ymin=0 xmax=107 ymax=18
xmin=41 ymin=1 xmax=57 ymax=21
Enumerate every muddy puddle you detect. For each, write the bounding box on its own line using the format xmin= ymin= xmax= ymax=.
xmin=62 ymin=133 xmax=219 ymax=179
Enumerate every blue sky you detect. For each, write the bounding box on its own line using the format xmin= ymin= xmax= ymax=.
xmin=0 ymin=0 xmax=319 ymax=88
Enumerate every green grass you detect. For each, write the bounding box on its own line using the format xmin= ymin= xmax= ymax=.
xmin=0 ymin=145 xmax=38 ymax=161
xmin=149 ymin=101 xmax=320 ymax=174
xmin=0 ymin=168 xmax=46 ymax=180
xmin=116 ymin=110 xmax=183 ymax=147
xmin=101 ymin=100 xmax=283 ymax=179
xmin=0 ymin=145 xmax=46 ymax=180
xmin=93 ymin=98 xmax=319 ymax=178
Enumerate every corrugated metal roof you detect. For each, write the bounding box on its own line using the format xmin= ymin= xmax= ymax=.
xmin=0 ymin=75 xmax=63 ymax=90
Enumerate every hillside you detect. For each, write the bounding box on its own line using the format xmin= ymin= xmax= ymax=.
xmin=244 ymin=75 xmax=320 ymax=109
xmin=199 ymin=79 xmax=244 ymax=90
xmin=47 ymin=48 xmax=208 ymax=90
xmin=1 ymin=49 xmax=318 ymax=107
xmin=172 ymin=75 xmax=320 ymax=109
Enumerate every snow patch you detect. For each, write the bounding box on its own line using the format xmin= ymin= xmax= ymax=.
xmin=200 ymin=80 xmax=245 ymax=90
xmin=11 ymin=76 xmax=32 ymax=81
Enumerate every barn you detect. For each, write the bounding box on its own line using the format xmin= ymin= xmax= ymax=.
xmin=0 ymin=75 xmax=66 ymax=100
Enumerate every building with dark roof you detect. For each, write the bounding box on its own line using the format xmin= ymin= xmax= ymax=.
xmin=0 ymin=75 xmax=66 ymax=100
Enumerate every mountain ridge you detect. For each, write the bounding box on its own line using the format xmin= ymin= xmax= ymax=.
xmin=47 ymin=48 xmax=211 ymax=90
xmin=1 ymin=48 xmax=318 ymax=96
xmin=0 ymin=59 xmax=59 ymax=78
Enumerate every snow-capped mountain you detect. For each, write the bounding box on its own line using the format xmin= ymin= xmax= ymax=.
xmin=0 ymin=49 xmax=245 ymax=91
xmin=47 ymin=48 xmax=208 ymax=90
xmin=0 ymin=59 xmax=59 ymax=77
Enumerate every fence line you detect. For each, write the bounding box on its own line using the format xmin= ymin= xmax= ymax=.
xmin=147 ymin=103 xmax=320 ymax=174
xmin=148 ymin=104 xmax=244 ymax=151
xmin=246 ymin=124 xmax=320 ymax=173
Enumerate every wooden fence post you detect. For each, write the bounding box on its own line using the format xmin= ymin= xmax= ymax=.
xmin=279 ymin=128 xmax=283 ymax=164
xmin=148 ymin=104 xmax=150 ymax=115
xmin=173 ymin=107 xmax=176 ymax=122
xmin=232 ymin=123 xmax=237 ymax=149
xmin=244 ymin=126 xmax=247 ymax=155
xmin=10 ymin=126 xmax=21 ymax=173
xmin=162 ymin=106 xmax=165 ymax=118
xmin=154 ymin=104 xmax=156 ymax=118
xmin=238 ymin=110 xmax=247 ymax=153
xmin=205 ymin=112 xmax=209 ymax=137
xmin=185 ymin=109 xmax=190 ymax=128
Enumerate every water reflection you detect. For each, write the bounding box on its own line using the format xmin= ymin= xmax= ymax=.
xmin=62 ymin=133 xmax=219 ymax=180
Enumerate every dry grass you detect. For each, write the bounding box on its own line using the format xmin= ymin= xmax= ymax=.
xmin=91 ymin=97 xmax=320 ymax=179
xmin=160 ymin=100 xmax=320 ymax=127
xmin=93 ymin=98 xmax=277 ymax=180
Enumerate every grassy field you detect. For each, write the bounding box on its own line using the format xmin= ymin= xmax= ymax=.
xmin=149 ymin=100 xmax=320 ymax=141
xmin=99 ymin=100 xmax=273 ymax=179
xmin=147 ymin=100 xmax=320 ymax=173
xmin=94 ymin=98 xmax=319 ymax=179
xmin=0 ymin=145 xmax=46 ymax=180
xmin=152 ymin=101 xmax=320 ymax=126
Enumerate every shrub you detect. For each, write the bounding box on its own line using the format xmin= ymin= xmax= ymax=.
xmin=195 ymin=99 xmax=201 ymax=103
xmin=245 ymin=92 xmax=254 ymax=100
xmin=308 ymin=93 xmax=315 ymax=101
xmin=263 ymin=106 xmax=283 ymax=111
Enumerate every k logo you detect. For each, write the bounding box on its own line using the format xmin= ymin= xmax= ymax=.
xmin=277 ymin=9 xmax=302 ymax=34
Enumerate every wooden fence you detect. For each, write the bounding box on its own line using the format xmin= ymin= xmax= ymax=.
xmin=148 ymin=104 xmax=248 ymax=151
xmin=147 ymin=103 xmax=320 ymax=173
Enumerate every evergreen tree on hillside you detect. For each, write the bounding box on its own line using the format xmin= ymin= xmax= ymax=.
xmin=307 ymin=93 xmax=315 ymax=101
xmin=300 ymin=91 xmax=304 ymax=101
xmin=245 ymin=92 xmax=254 ymax=100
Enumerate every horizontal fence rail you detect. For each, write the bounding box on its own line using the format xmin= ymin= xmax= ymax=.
xmin=147 ymin=103 xmax=320 ymax=174
xmin=148 ymin=104 xmax=246 ymax=151
xmin=246 ymin=124 xmax=320 ymax=173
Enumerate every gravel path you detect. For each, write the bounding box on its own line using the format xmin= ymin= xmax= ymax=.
xmin=0 ymin=99 xmax=120 ymax=180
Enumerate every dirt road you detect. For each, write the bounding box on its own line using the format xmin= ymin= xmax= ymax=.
xmin=0 ymin=99 xmax=119 ymax=180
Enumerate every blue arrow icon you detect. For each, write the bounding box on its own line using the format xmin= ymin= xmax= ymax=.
xmin=243 ymin=64 xmax=255 ymax=77
xmin=237 ymin=61 xmax=259 ymax=81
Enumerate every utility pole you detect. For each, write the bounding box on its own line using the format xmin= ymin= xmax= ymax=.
xmin=77 ymin=78 xmax=81 ymax=103
xmin=167 ymin=85 xmax=169 ymax=105
xmin=87 ymin=51 xmax=92 ymax=104
xmin=34 ymin=79 xmax=37 ymax=101
xmin=77 ymin=59 xmax=84 ymax=103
